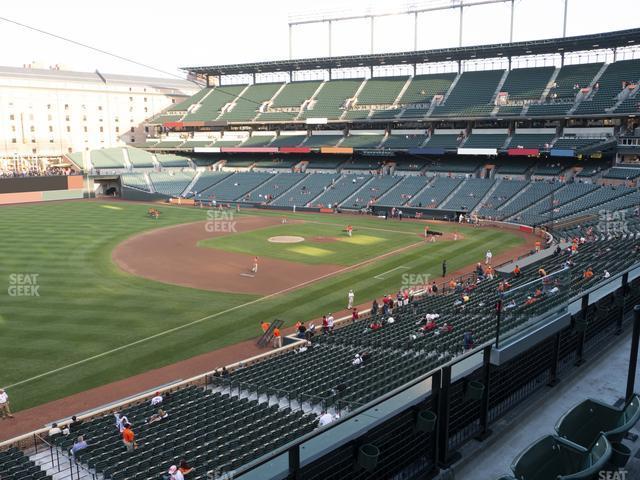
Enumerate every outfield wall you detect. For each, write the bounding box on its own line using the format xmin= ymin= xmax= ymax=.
xmin=0 ymin=175 xmax=85 ymax=205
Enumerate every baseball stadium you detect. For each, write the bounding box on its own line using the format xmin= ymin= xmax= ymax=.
xmin=1 ymin=1 xmax=640 ymax=479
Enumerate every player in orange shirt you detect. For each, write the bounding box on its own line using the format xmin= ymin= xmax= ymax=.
xmin=272 ymin=327 xmax=282 ymax=348
xmin=346 ymin=225 xmax=353 ymax=237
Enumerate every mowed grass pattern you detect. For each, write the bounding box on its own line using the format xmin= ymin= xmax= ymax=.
xmin=199 ymin=222 xmax=421 ymax=265
xmin=0 ymin=202 xmax=524 ymax=411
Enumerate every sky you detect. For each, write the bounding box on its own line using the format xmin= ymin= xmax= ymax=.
xmin=0 ymin=0 xmax=639 ymax=78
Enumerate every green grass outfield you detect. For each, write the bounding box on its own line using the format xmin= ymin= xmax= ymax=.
xmin=0 ymin=201 xmax=524 ymax=411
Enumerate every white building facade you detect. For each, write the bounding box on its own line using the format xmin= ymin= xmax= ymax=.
xmin=0 ymin=65 xmax=199 ymax=161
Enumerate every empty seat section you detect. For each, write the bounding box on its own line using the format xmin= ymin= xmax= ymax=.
xmin=182 ymin=85 xmax=247 ymax=122
xmin=126 ymin=147 xmax=155 ymax=167
xmin=258 ymin=80 xmax=322 ymax=121
xmin=575 ymin=59 xmax=640 ymax=114
xmin=246 ymin=172 xmax=306 ymax=203
xmin=270 ymin=135 xmax=307 ymax=147
xmin=500 ymin=66 xmax=555 ymax=101
xmin=378 ymin=176 xmax=431 ymax=205
xmin=507 ymin=133 xmax=556 ymax=150
xmin=432 ymin=70 xmax=504 ymax=117
xmin=204 ymin=172 xmax=273 ymax=202
xmin=409 ymin=177 xmax=462 ymax=207
xmin=463 ymin=133 xmax=508 ymax=149
xmin=271 ymin=173 xmax=339 ymax=207
xmin=121 ymin=173 xmax=150 ymax=192
xmin=187 ymin=171 xmax=233 ymax=198
xmin=441 ymin=178 xmax=494 ymax=211
xmin=311 ymin=174 xmax=372 ymax=207
xmin=90 ymin=148 xmax=126 ymax=169
xmin=303 ymin=135 xmax=343 ymax=148
xmin=301 ymin=79 xmax=364 ymax=119
xmin=155 ymin=154 xmax=190 ymax=167
xmin=219 ymin=82 xmax=283 ymax=122
xmin=399 ymin=73 xmax=457 ymax=118
xmin=424 ymin=134 xmax=462 ymax=149
xmin=340 ymin=175 xmax=401 ymax=208
xmin=477 ymin=179 xmax=528 ymax=218
xmin=149 ymin=171 xmax=195 ymax=197
xmin=382 ymin=134 xmax=428 ymax=149
xmin=339 ymin=135 xmax=384 ymax=149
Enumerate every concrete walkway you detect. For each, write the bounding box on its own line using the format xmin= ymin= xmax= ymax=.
xmin=455 ymin=333 xmax=640 ymax=479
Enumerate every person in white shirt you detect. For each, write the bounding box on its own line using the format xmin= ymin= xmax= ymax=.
xmin=150 ymin=392 xmax=163 ymax=406
xmin=352 ymin=354 xmax=363 ymax=366
xmin=603 ymin=270 xmax=611 ymax=279
xmin=114 ymin=413 xmax=130 ymax=433
xmin=0 ymin=389 xmax=13 ymax=419
xmin=167 ymin=465 xmax=184 ymax=480
xmin=48 ymin=423 xmax=62 ymax=437
xmin=318 ymin=412 xmax=336 ymax=427
xmin=327 ymin=314 xmax=335 ymax=334
xmin=485 ymin=250 xmax=492 ymax=265
xmin=347 ymin=290 xmax=355 ymax=309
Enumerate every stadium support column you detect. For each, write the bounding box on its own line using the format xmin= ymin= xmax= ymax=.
xmin=436 ymin=365 xmax=453 ymax=467
xmin=288 ymin=444 xmax=301 ymax=479
xmin=328 ymin=20 xmax=333 ymax=57
xmin=289 ymin=24 xmax=293 ymax=60
xmin=626 ymin=305 xmax=640 ymax=403
xmin=562 ymin=0 xmax=568 ymax=38
xmin=458 ymin=5 xmax=464 ymax=47
xmin=575 ymin=293 xmax=589 ymax=366
xmin=370 ymin=16 xmax=374 ymax=54
xmin=509 ymin=0 xmax=515 ymax=43
xmin=476 ymin=345 xmax=493 ymax=441
xmin=414 ymin=12 xmax=418 ymax=51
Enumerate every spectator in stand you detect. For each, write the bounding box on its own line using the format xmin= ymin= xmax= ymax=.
xmin=513 ymin=265 xmax=521 ymax=277
xmin=114 ymin=412 xmax=130 ymax=433
xmin=463 ymin=331 xmax=474 ymax=350
xmin=260 ymin=321 xmax=270 ymax=333
xmin=583 ymin=267 xmax=594 ymax=280
xmin=369 ymin=319 xmax=382 ymax=331
xmin=322 ymin=315 xmax=329 ymax=335
xmin=0 ymin=389 xmax=14 ymax=419
xmin=122 ymin=423 xmax=136 ymax=452
xmin=68 ymin=416 xmax=83 ymax=433
xmin=327 ymin=313 xmax=335 ymax=334
xmin=371 ymin=299 xmax=379 ymax=316
xmin=48 ymin=423 xmax=62 ymax=437
xmin=146 ymin=408 xmax=168 ymax=424
xmin=296 ymin=323 xmax=306 ymax=339
xmin=352 ymin=354 xmax=364 ymax=366
xmin=167 ymin=465 xmax=184 ymax=480
xmin=70 ymin=436 xmax=88 ymax=458
xmin=305 ymin=323 xmax=316 ymax=340
xmin=538 ymin=268 xmax=547 ymax=278
xmin=352 ymin=308 xmax=359 ymax=321
xmin=272 ymin=326 xmax=282 ymax=348
xmin=150 ymin=392 xmax=163 ymax=406
xmin=318 ymin=411 xmax=336 ymax=427
xmin=603 ymin=270 xmax=611 ymax=279
xmin=431 ymin=282 xmax=438 ymax=294
xmin=178 ymin=459 xmax=195 ymax=475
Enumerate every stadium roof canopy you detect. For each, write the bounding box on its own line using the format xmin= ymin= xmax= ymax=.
xmin=183 ymin=28 xmax=640 ymax=77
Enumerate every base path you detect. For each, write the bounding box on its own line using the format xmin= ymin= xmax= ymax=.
xmin=113 ymin=216 xmax=342 ymax=295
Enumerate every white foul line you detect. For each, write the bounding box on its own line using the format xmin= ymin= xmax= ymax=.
xmin=3 ymin=239 xmax=425 ymax=391
xmin=373 ymin=265 xmax=410 ymax=280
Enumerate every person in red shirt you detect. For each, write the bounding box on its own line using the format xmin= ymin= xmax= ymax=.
xmin=346 ymin=225 xmax=353 ymax=237
xmin=322 ymin=315 xmax=329 ymax=335
xmin=351 ymin=308 xmax=359 ymax=321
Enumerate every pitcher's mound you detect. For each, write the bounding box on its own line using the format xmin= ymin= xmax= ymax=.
xmin=268 ymin=235 xmax=305 ymax=244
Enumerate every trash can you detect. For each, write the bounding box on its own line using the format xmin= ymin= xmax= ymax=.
xmin=465 ymin=381 xmax=485 ymax=402
xmin=416 ymin=410 xmax=437 ymax=433
xmin=357 ymin=444 xmax=380 ymax=472
xmin=610 ymin=442 xmax=631 ymax=468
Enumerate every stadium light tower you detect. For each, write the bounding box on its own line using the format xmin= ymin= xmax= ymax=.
xmin=288 ymin=0 xmax=518 ymax=59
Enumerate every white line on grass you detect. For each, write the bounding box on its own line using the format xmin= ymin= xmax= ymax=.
xmin=3 ymin=239 xmax=425 ymax=391
xmin=373 ymin=266 xmax=409 ymax=280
